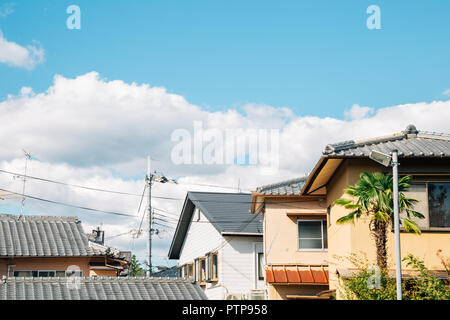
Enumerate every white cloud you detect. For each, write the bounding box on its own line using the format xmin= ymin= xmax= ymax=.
xmin=0 ymin=30 xmax=45 ymax=69
xmin=443 ymin=89 xmax=450 ymax=96
xmin=344 ymin=104 xmax=374 ymax=120
xmin=1 ymin=72 xmax=449 ymax=265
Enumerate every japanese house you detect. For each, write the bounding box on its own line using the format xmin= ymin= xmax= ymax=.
xmin=0 ymin=214 xmax=131 ymax=278
xmin=168 ymin=192 xmax=264 ymax=300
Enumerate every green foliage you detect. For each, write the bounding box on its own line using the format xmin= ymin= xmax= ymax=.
xmin=337 ymin=253 xmax=397 ymax=300
xmin=129 ymin=254 xmax=146 ymax=276
xmin=334 ymin=171 xmax=423 ymax=233
xmin=338 ymin=253 xmax=450 ymax=300
xmin=403 ymin=254 xmax=450 ymax=300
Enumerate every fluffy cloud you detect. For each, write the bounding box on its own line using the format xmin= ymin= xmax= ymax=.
xmin=443 ymin=89 xmax=450 ymax=96
xmin=1 ymin=72 xmax=449 ymax=266
xmin=0 ymin=30 xmax=45 ymax=69
xmin=344 ymin=104 xmax=374 ymax=120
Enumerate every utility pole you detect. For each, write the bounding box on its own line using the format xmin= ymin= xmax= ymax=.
xmin=146 ymin=154 xmax=152 ymax=277
xmin=144 ymin=155 xmax=176 ymax=277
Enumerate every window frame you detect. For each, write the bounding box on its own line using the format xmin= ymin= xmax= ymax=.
xmin=210 ymin=251 xmax=218 ymax=282
xmin=187 ymin=263 xmax=194 ymax=280
xmin=199 ymin=257 xmax=206 ymax=285
xmin=194 ymin=258 xmax=199 ymax=282
xmin=257 ymin=252 xmax=264 ymax=281
xmin=426 ymin=182 xmax=450 ymax=229
xmin=297 ymin=219 xmax=328 ymax=251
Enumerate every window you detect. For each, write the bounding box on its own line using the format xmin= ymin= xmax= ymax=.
xmin=205 ymin=253 xmax=211 ymax=281
xmin=13 ymin=271 xmax=37 ymax=277
xmin=210 ymin=252 xmax=218 ymax=281
xmin=428 ymin=183 xmax=450 ymax=228
xmin=38 ymin=271 xmax=56 ymax=277
xmin=182 ymin=265 xmax=189 ymax=278
xmin=194 ymin=258 xmax=199 ymax=281
xmin=187 ymin=263 xmax=193 ymax=279
xmin=13 ymin=270 xmax=82 ymax=277
xmin=257 ymin=252 xmax=264 ymax=280
xmin=297 ymin=220 xmax=327 ymax=250
xmin=199 ymin=257 xmax=206 ymax=284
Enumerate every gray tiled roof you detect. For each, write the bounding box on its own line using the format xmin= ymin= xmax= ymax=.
xmin=0 ymin=277 xmax=207 ymax=300
xmin=0 ymin=214 xmax=127 ymax=259
xmin=323 ymin=125 xmax=450 ymax=158
xmin=168 ymin=192 xmax=262 ymax=259
xmin=152 ymin=266 xmax=178 ymax=278
xmin=189 ymin=192 xmax=262 ymax=234
xmin=255 ymin=176 xmax=307 ymax=196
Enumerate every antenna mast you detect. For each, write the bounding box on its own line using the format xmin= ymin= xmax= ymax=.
xmin=20 ymin=150 xmax=31 ymax=216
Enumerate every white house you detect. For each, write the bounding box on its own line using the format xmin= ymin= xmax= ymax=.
xmin=168 ymin=192 xmax=265 ymax=300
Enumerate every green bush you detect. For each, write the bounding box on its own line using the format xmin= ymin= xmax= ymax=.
xmin=338 ymin=253 xmax=450 ymax=300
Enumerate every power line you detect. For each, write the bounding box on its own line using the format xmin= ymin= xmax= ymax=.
xmin=0 ymin=187 xmax=137 ymax=218
xmin=0 ymin=168 xmax=252 ymax=197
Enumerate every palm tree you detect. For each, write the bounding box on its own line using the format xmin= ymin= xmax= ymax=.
xmin=334 ymin=171 xmax=424 ymax=269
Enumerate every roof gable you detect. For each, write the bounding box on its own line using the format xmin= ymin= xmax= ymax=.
xmin=323 ymin=125 xmax=450 ymax=158
xmin=168 ymin=192 xmax=262 ymax=259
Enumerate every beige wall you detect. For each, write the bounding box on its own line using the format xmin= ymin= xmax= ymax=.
xmin=264 ymin=199 xmax=328 ymax=265
xmin=263 ymin=197 xmax=328 ymax=299
xmin=325 ymin=158 xmax=450 ymax=297
xmin=268 ymin=284 xmax=327 ymax=300
xmin=0 ymin=256 xmax=120 ymax=278
xmin=89 ymin=269 xmax=118 ymax=277
xmin=0 ymin=257 xmax=91 ymax=277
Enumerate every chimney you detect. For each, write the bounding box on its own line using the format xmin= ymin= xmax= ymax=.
xmin=91 ymin=226 xmax=105 ymax=245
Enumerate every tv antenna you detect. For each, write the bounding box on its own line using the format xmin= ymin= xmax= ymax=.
xmin=19 ymin=150 xmax=32 ymax=217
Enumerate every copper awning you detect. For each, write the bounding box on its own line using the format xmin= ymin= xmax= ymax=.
xmin=266 ymin=264 xmax=329 ymax=284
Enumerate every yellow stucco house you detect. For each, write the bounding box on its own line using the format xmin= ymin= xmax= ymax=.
xmin=300 ymin=124 xmax=450 ymax=298
xmin=252 ymin=124 xmax=450 ymax=299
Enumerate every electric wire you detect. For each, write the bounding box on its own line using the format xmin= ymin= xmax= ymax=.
xmin=0 ymin=187 xmax=137 ymax=218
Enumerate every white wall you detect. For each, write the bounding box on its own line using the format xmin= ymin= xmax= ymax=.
xmin=178 ymin=208 xmax=222 ymax=265
xmin=177 ymin=207 xmax=264 ymax=299
xmin=220 ymin=236 xmax=264 ymax=297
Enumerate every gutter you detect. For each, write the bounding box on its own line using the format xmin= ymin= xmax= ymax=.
xmin=221 ymin=232 xmax=262 ymax=236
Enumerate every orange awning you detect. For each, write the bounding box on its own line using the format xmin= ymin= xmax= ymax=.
xmin=266 ymin=264 xmax=329 ymax=284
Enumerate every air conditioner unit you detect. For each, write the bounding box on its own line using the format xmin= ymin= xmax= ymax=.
xmin=248 ymin=290 xmax=265 ymax=300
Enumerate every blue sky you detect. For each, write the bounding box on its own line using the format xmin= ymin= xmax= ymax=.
xmin=1 ymin=0 xmax=450 ymax=118
xmin=1 ymin=0 xmax=450 ymax=268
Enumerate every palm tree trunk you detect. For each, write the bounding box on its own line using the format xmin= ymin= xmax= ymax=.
xmin=372 ymin=220 xmax=387 ymax=270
